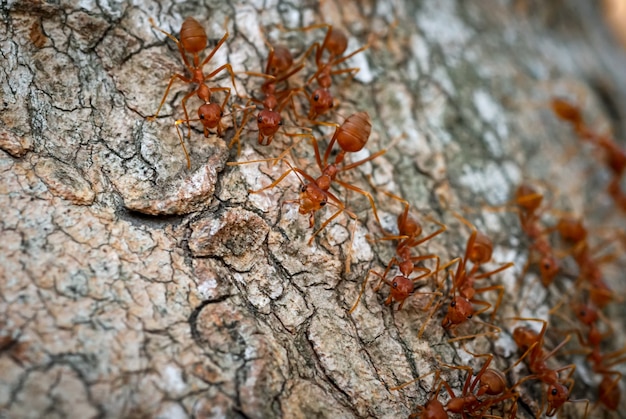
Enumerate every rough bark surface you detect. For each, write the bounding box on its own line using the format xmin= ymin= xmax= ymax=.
xmin=1 ymin=0 xmax=625 ymax=418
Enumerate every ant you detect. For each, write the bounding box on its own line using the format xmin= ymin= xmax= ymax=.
xmin=396 ymin=353 xmax=518 ymax=419
xmin=506 ymin=317 xmax=589 ymax=417
xmin=349 ymin=192 xmax=446 ymax=312
xmin=232 ymin=112 xmax=386 ymax=246
xmin=551 ymin=98 xmax=626 ymax=209
xmin=552 ymin=300 xmax=625 ymax=412
xmin=513 ymin=184 xmax=561 ymax=287
xmin=435 ymin=213 xmax=512 ymax=339
xmin=229 ymin=37 xmax=309 ymax=155
xmin=550 ymin=214 xmax=619 ymax=308
xmin=147 ymin=17 xmax=238 ymax=167
xmin=551 ymin=98 xmax=626 ymax=176
xmin=286 ymin=23 xmax=369 ymax=120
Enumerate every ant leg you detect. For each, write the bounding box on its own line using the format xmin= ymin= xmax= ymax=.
xmin=147 ymin=73 xmax=193 ymax=121
xmin=174 ymin=119 xmax=192 ymax=169
xmin=308 ymin=207 xmax=346 ymax=245
xmin=271 ymin=132 xmax=315 ymax=167
xmin=374 ymin=258 xmax=398 ymax=291
xmin=389 ymin=370 xmax=437 ymax=391
xmin=205 ymin=63 xmax=240 ymax=97
xmin=335 ymin=180 xmax=382 ymax=226
xmin=200 ymin=31 xmax=229 ymax=68
xmin=446 ymin=320 xmax=501 ymax=343
xmin=228 ymin=102 xmax=254 ymax=155
xmin=180 ymin=88 xmax=199 ymax=139
xmin=251 ymin=165 xmax=316 ymax=194
xmin=349 ymin=269 xmax=379 ymax=314
xmin=407 ymin=215 xmax=447 ymax=248
xmin=149 ymin=18 xmax=193 ymax=71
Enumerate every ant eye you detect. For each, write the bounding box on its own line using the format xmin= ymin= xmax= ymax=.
xmin=200 ymin=114 xmax=205 ymax=119
xmin=258 ymin=115 xmax=263 ymax=123
xmin=467 ymin=314 xmax=473 ymax=319
xmin=551 ymin=388 xmax=558 ymax=396
xmin=314 ymin=94 xmax=320 ymax=101
xmin=392 ymin=281 xmax=398 ymax=288
xmin=220 ymin=111 xmax=224 ymax=117
xmin=301 ymin=185 xmax=307 ymax=193
xmin=319 ymin=200 xmax=326 ymax=207
xmin=450 ymin=301 xmax=456 ymax=307
xmin=279 ymin=119 xmax=283 ymax=126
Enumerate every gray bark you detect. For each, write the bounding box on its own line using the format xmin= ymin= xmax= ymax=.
xmin=1 ymin=0 xmax=625 ymax=418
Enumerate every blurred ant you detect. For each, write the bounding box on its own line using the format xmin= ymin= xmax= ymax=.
xmin=513 ymin=184 xmax=561 ymax=287
xmin=550 ymin=214 xmax=619 ymax=308
xmin=506 ymin=317 xmax=589 ymax=417
xmin=551 ymin=300 xmax=625 ymax=412
xmin=147 ymin=17 xmax=238 ymax=167
xmin=551 ymin=97 xmax=626 ymax=210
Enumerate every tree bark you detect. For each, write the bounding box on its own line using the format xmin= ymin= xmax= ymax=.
xmin=1 ymin=0 xmax=625 ymax=418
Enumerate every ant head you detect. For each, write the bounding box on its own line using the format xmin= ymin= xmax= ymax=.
xmin=325 ymin=27 xmax=348 ymax=57
xmin=545 ymin=382 xmax=569 ymax=416
xmin=573 ymin=302 xmax=597 ymax=325
xmin=310 ymin=88 xmax=334 ymax=116
xmin=198 ymin=103 xmax=223 ymax=128
xmin=390 ymin=275 xmax=413 ymax=302
xmin=268 ymin=45 xmax=294 ymax=75
xmin=468 ymin=232 xmax=493 ymax=265
xmin=442 ymin=296 xmax=472 ymax=328
xmin=539 ymin=256 xmax=559 ymax=286
xmin=298 ymin=183 xmax=327 ymax=214
xmin=257 ymin=110 xmax=282 ymax=136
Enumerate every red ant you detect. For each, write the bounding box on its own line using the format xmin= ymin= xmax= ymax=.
xmin=147 ymin=17 xmax=238 ymax=168
xmin=287 ymin=23 xmax=369 ymax=120
xmin=551 ymin=98 xmax=626 ymax=176
xmin=552 ymin=300 xmax=625 ymax=412
xmin=396 ymin=352 xmax=518 ymax=418
xmin=551 ymin=98 xmax=626 ymax=210
xmin=506 ymin=317 xmax=589 ymax=417
xmin=349 ymin=192 xmax=446 ymax=312
xmin=231 ymin=112 xmax=386 ymax=247
xmin=550 ymin=215 xmax=619 ymax=308
xmin=229 ymin=38 xmax=309 ymax=155
xmin=513 ymin=184 xmax=561 ymax=287
xmin=434 ymin=213 xmax=512 ymax=340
